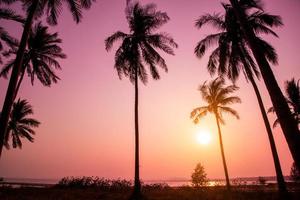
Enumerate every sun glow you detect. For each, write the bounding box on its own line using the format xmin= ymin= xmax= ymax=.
xmin=196 ymin=130 xmax=212 ymax=145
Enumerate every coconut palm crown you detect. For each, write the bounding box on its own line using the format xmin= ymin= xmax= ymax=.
xmin=191 ymin=78 xmax=241 ymax=124
xmin=194 ymin=2 xmax=282 ymax=83
xmin=0 ymin=22 xmax=66 ymax=88
xmin=1 ymin=98 xmax=40 ymax=149
xmin=105 ymin=2 xmax=178 ymax=84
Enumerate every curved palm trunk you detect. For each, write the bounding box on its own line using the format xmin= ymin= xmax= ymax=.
xmin=13 ymin=67 xmax=26 ymax=101
xmin=214 ymin=112 xmax=231 ymax=190
xmin=0 ymin=0 xmax=38 ymax=158
xmin=247 ymin=71 xmax=288 ymax=192
xmin=133 ymin=70 xmax=141 ymax=198
xmin=229 ymin=0 xmax=300 ymax=171
xmin=239 ymin=50 xmax=287 ymax=193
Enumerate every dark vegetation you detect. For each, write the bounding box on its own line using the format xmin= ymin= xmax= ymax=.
xmin=1 ymin=184 xmax=300 ymax=200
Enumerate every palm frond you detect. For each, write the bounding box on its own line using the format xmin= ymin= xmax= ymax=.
xmin=0 ymin=59 xmax=14 ymax=78
xmin=12 ymin=132 xmax=22 ymax=148
xmin=105 ymin=31 xmax=128 ymax=51
xmin=219 ymin=96 xmax=241 ymax=106
xmin=142 ymin=41 xmax=167 ymax=71
xmin=0 ymin=27 xmax=19 ymax=48
xmin=146 ymin=32 xmax=178 ymax=55
xmin=140 ymin=44 xmax=160 ymax=80
xmin=248 ymin=11 xmax=283 ymax=28
xmin=194 ymin=33 xmax=224 ymax=58
xmin=207 ymin=47 xmax=219 ymax=76
xmin=239 ymin=0 xmax=263 ymax=11
xmin=220 ymin=106 xmax=240 ymax=119
xmin=195 ymin=13 xmax=225 ymax=30
xmin=190 ymin=106 xmax=209 ymax=124
xmin=255 ymin=37 xmax=278 ymax=65
xmin=62 ymin=0 xmax=82 ymax=24
xmin=107 ymin=2 xmax=176 ymax=85
xmin=79 ymin=0 xmax=95 ymax=9
xmin=285 ymin=78 xmax=300 ymax=108
xmin=0 ymin=8 xmax=25 ymax=23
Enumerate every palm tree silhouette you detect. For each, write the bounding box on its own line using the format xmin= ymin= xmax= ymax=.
xmin=191 ymin=78 xmax=241 ymax=191
xmin=0 ymin=7 xmax=24 ymax=63
xmin=0 ymin=0 xmax=95 ymax=158
xmin=194 ymin=3 xmax=287 ymax=193
xmin=1 ymin=98 xmax=40 ymax=149
xmin=269 ymin=78 xmax=300 ymax=128
xmin=105 ymin=2 xmax=177 ymax=198
xmin=0 ymin=22 xmax=66 ymax=100
xmin=228 ymin=0 xmax=300 ymax=170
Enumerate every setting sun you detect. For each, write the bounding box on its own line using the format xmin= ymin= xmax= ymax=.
xmin=196 ymin=130 xmax=212 ymax=145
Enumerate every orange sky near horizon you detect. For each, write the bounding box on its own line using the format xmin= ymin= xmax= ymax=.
xmin=0 ymin=0 xmax=300 ymax=181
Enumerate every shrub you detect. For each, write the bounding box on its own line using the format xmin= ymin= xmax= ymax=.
xmin=55 ymin=176 xmax=132 ymax=190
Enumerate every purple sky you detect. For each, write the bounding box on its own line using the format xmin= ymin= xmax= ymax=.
xmin=0 ymin=0 xmax=300 ymax=181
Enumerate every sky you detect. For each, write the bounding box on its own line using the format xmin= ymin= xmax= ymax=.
xmin=0 ymin=0 xmax=300 ymax=181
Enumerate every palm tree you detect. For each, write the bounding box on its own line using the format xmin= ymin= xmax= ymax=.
xmin=0 ymin=0 xmax=95 ymax=158
xmin=268 ymin=78 xmax=300 ymax=128
xmin=194 ymin=3 xmax=287 ymax=193
xmin=0 ymin=7 xmax=24 ymax=63
xmin=228 ymin=0 xmax=300 ymax=170
xmin=190 ymin=78 xmax=241 ymax=190
xmin=0 ymin=22 xmax=66 ymax=101
xmin=105 ymin=2 xmax=177 ymax=198
xmin=1 ymin=98 xmax=40 ymax=149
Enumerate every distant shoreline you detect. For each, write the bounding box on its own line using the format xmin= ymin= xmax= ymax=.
xmin=0 ymin=176 xmax=293 ymax=188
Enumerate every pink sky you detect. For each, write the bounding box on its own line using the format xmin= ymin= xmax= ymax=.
xmin=0 ymin=0 xmax=300 ymax=181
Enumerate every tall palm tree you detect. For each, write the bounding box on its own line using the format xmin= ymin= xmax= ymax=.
xmin=228 ymin=0 xmax=300 ymax=170
xmin=194 ymin=3 xmax=287 ymax=193
xmin=105 ymin=2 xmax=177 ymax=198
xmin=269 ymin=78 xmax=300 ymax=128
xmin=0 ymin=22 xmax=66 ymax=101
xmin=0 ymin=7 xmax=24 ymax=63
xmin=1 ymin=98 xmax=40 ymax=149
xmin=0 ymin=0 xmax=95 ymax=158
xmin=191 ymin=78 xmax=241 ymax=190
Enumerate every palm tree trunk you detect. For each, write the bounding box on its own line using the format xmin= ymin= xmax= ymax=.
xmin=238 ymin=49 xmax=288 ymax=193
xmin=229 ymin=0 xmax=300 ymax=171
xmin=133 ymin=70 xmax=141 ymax=198
xmin=214 ymin=112 xmax=231 ymax=190
xmin=247 ymin=71 xmax=288 ymax=192
xmin=13 ymin=68 xmax=26 ymax=101
xmin=0 ymin=0 xmax=39 ymax=158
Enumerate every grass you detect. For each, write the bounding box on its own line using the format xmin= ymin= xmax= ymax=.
xmin=1 ymin=185 xmax=300 ymax=200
